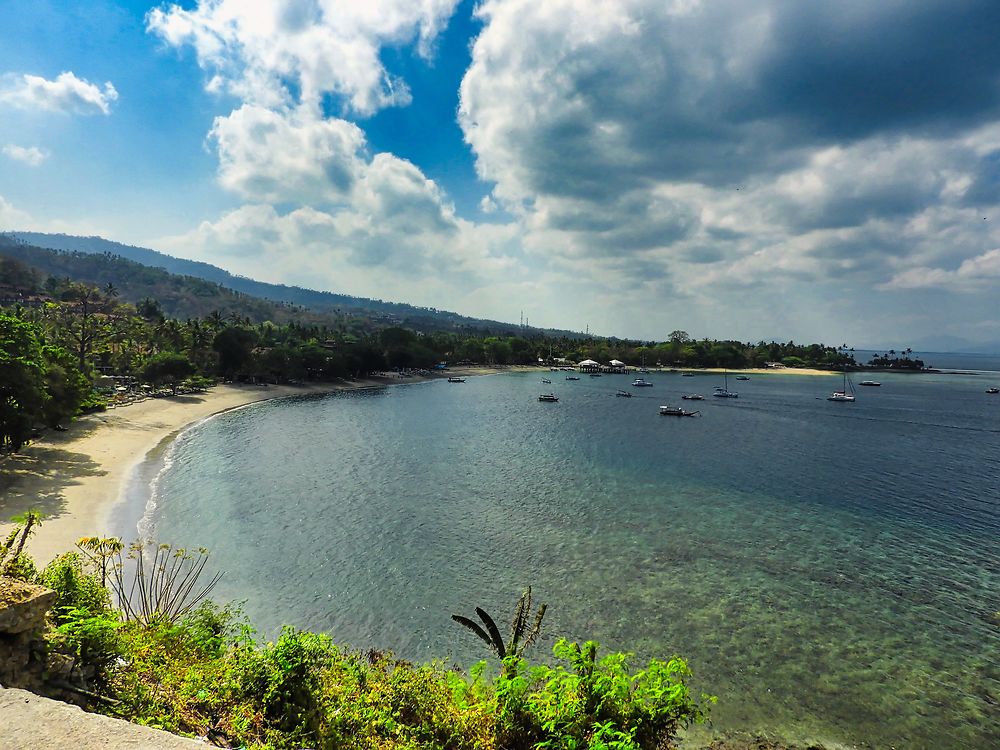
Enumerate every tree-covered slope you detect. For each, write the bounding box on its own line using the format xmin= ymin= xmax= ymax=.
xmin=11 ymin=231 xmax=583 ymax=338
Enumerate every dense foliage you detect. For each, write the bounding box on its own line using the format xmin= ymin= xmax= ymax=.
xmin=1 ymin=515 xmax=714 ymax=750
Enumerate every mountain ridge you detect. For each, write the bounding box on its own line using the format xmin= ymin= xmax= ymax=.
xmin=10 ymin=231 xmax=584 ymax=339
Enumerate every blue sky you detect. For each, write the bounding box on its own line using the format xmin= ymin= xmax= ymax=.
xmin=1 ymin=1 xmax=1000 ymax=348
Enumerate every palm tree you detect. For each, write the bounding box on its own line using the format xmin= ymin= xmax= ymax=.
xmin=452 ymin=586 xmax=547 ymax=675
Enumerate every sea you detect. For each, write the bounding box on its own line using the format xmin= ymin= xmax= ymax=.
xmin=118 ymin=367 xmax=1000 ymax=749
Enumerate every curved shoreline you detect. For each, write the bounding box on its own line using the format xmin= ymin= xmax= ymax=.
xmin=0 ymin=380 xmax=397 ymax=564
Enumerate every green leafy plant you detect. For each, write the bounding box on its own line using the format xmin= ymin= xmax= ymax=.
xmin=95 ymin=539 xmax=223 ymax=625
xmin=516 ymin=639 xmax=715 ymax=750
xmin=0 ymin=510 xmax=44 ymax=580
xmin=452 ymin=586 xmax=547 ymax=670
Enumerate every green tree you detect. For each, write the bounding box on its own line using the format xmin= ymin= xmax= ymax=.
xmin=142 ymin=352 xmax=195 ymax=394
xmin=40 ymin=344 xmax=91 ymax=428
xmin=212 ymin=327 xmax=257 ymax=379
xmin=0 ymin=314 xmax=47 ymax=451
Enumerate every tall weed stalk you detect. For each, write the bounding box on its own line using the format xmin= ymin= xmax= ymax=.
xmin=79 ymin=538 xmax=223 ymax=625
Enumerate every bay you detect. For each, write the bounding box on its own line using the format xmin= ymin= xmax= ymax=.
xmin=132 ymin=371 xmax=1000 ymax=748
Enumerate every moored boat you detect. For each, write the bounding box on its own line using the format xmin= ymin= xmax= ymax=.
xmin=616 ymin=390 xmax=632 ymax=398
xmin=632 ymin=378 xmax=653 ymax=387
xmin=860 ymin=380 xmax=881 ymax=387
xmin=828 ymin=366 xmax=856 ymax=402
xmin=659 ymin=405 xmax=700 ymax=417
xmin=538 ymin=393 xmax=559 ymax=402
xmin=681 ymin=394 xmax=704 ymax=400
xmin=987 ymin=387 xmax=999 ymax=394
xmin=565 ymin=376 xmax=580 ymax=380
xmin=541 ymin=378 xmax=551 ymax=384
xmin=735 ymin=375 xmax=750 ymax=381
xmin=447 ymin=377 xmax=466 ymax=383
xmin=714 ymin=370 xmax=738 ymax=398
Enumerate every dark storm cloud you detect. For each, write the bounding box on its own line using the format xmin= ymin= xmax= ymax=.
xmin=738 ymin=0 xmax=1000 ymax=141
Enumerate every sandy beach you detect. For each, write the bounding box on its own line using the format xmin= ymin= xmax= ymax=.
xmin=0 ymin=380 xmax=398 ymax=565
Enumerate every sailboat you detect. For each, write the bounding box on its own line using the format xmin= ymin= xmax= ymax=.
xmin=713 ymin=369 xmax=738 ymax=398
xmin=828 ymin=367 xmax=856 ymax=402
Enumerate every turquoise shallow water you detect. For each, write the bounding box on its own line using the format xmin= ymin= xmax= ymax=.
xmin=126 ymin=372 xmax=999 ymax=748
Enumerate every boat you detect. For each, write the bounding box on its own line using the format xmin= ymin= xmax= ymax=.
xmin=713 ymin=370 xmax=738 ymax=398
xmin=538 ymin=393 xmax=559 ymax=402
xmin=565 ymin=376 xmax=580 ymax=381
xmin=859 ymin=380 xmax=881 ymax=387
xmin=681 ymin=372 xmax=694 ymax=377
xmin=681 ymin=394 xmax=704 ymax=400
xmin=541 ymin=378 xmax=551 ymax=384
xmin=616 ymin=390 xmax=632 ymax=398
xmin=659 ymin=405 xmax=700 ymax=417
xmin=987 ymin=387 xmax=999 ymax=394
xmin=589 ymin=373 xmax=602 ymax=378
xmin=447 ymin=377 xmax=466 ymax=383
xmin=638 ymin=367 xmax=650 ymax=373
xmin=735 ymin=375 xmax=750 ymax=381
xmin=632 ymin=378 xmax=653 ymax=387
xmin=828 ymin=367 xmax=856 ymax=402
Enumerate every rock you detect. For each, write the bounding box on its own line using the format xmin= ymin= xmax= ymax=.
xmin=0 ymin=687 xmax=209 ymax=749
xmin=0 ymin=577 xmax=57 ymax=634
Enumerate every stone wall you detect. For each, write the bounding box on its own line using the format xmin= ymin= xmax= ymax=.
xmin=0 ymin=576 xmax=56 ymax=692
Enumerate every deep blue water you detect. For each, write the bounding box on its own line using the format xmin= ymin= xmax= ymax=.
xmin=129 ymin=371 xmax=1000 ymax=748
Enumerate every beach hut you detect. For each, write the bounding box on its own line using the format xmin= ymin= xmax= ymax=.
xmin=578 ymin=358 xmax=601 ymax=373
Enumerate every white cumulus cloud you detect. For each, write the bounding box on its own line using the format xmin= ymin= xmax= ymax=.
xmin=2 ymin=144 xmax=49 ymax=166
xmin=0 ymin=71 xmax=118 ymax=115
xmin=147 ymin=0 xmax=460 ymax=114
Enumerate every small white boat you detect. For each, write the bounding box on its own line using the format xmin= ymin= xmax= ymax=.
xmin=681 ymin=372 xmax=694 ymax=377
xmin=632 ymin=378 xmax=653 ymax=387
xmin=447 ymin=377 xmax=466 ymax=383
xmin=566 ymin=375 xmax=580 ymax=381
xmin=828 ymin=367 xmax=856 ymax=402
xmin=681 ymin=394 xmax=704 ymax=400
xmin=659 ymin=405 xmax=700 ymax=417
xmin=987 ymin=387 xmax=999 ymax=394
xmin=860 ymin=380 xmax=881 ymax=387
xmin=735 ymin=375 xmax=750 ymax=381
xmin=713 ymin=370 xmax=738 ymax=398
xmin=538 ymin=393 xmax=559 ymax=402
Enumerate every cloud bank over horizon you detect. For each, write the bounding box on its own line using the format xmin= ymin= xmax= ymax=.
xmin=2 ymin=0 xmax=999 ymax=345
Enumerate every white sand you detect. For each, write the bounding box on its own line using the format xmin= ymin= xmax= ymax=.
xmin=0 ymin=381 xmax=382 ymax=565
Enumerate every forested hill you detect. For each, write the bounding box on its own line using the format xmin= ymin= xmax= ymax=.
xmin=0 ymin=234 xmax=342 ymax=326
xmin=10 ymin=231 xmax=581 ymax=339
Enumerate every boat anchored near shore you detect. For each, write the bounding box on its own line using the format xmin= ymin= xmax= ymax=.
xmin=538 ymin=393 xmax=559 ymax=402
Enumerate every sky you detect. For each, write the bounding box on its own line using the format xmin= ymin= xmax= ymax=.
xmin=1 ymin=0 xmax=1000 ymax=348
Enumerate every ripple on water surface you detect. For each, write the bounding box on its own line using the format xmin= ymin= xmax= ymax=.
xmin=140 ymin=373 xmax=1000 ymax=749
